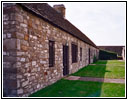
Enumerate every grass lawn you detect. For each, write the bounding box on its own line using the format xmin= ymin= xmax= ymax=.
xmin=29 ymin=60 xmax=125 ymax=97
xmin=72 ymin=60 xmax=125 ymax=79
xmin=29 ymin=79 xmax=125 ymax=97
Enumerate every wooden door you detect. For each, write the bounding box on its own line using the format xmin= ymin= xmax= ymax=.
xmin=89 ymin=48 xmax=90 ymax=64
xmin=63 ymin=45 xmax=69 ymax=76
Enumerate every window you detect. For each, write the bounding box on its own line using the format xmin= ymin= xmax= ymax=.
xmin=80 ymin=47 xmax=82 ymax=61
xmin=72 ymin=43 xmax=78 ymax=63
xmin=49 ymin=40 xmax=55 ymax=67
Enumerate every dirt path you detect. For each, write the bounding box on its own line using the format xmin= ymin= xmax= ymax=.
xmin=64 ymin=76 xmax=125 ymax=84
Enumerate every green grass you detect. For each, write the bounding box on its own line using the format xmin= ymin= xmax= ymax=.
xmin=106 ymin=60 xmax=125 ymax=65
xmin=93 ymin=60 xmax=108 ymax=64
xmin=72 ymin=60 xmax=125 ymax=79
xmin=29 ymin=79 xmax=125 ymax=97
xmin=29 ymin=60 xmax=125 ymax=97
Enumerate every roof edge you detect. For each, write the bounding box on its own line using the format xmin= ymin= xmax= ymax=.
xmin=17 ymin=3 xmax=98 ymax=49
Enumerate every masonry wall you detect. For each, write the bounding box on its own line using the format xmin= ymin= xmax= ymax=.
xmin=3 ymin=4 xmax=99 ymax=97
xmin=3 ymin=3 xmax=18 ymax=97
xmin=122 ymin=47 xmax=125 ymax=60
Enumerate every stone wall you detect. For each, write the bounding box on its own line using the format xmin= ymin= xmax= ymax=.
xmin=3 ymin=3 xmax=18 ymax=97
xmin=122 ymin=47 xmax=125 ymax=60
xmin=3 ymin=4 xmax=99 ymax=97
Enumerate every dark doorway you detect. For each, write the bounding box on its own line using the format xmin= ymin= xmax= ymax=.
xmin=88 ymin=48 xmax=90 ymax=64
xmin=63 ymin=45 xmax=69 ymax=76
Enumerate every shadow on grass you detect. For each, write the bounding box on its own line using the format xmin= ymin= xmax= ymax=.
xmin=71 ymin=60 xmax=108 ymax=97
xmin=29 ymin=60 xmax=109 ymax=97
xmin=29 ymin=60 xmax=125 ymax=97
xmin=90 ymin=60 xmax=108 ymax=97
xmin=72 ymin=60 xmax=109 ymax=78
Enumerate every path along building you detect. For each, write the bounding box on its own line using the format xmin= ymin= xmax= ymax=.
xmin=3 ymin=3 xmax=99 ymax=96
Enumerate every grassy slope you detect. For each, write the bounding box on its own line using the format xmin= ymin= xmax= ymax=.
xmin=72 ymin=60 xmax=125 ymax=79
xmin=29 ymin=79 xmax=125 ymax=97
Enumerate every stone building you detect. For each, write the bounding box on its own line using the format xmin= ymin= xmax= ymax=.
xmin=122 ymin=47 xmax=125 ymax=60
xmin=3 ymin=3 xmax=99 ymax=97
xmin=98 ymin=46 xmax=125 ymax=57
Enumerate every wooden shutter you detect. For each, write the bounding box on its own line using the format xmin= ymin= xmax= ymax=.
xmin=72 ymin=43 xmax=78 ymax=63
xmin=49 ymin=40 xmax=55 ymax=67
xmin=80 ymin=47 xmax=82 ymax=61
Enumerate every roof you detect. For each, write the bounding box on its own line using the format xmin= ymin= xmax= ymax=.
xmin=98 ymin=46 xmax=125 ymax=56
xmin=98 ymin=46 xmax=125 ymax=47
xmin=17 ymin=3 xmax=97 ymax=48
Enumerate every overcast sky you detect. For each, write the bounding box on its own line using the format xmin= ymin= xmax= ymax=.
xmin=48 ymin=2 xmax=126 ymax=46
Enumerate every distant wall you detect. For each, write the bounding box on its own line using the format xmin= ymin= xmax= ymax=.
xmin=99 ymin=49 xmax=117 ymax=60
xmin=98 ymin=46 xmax=125 ymax=56
xmin=122 ymin=47 xmax=125 ymax=60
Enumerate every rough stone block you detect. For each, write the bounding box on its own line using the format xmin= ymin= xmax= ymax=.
xmin=23 ymin=19 xmax=27 ymax=24
xmin=3 ymin=56 xmax=16 ymax=62
xmin=3 ymin=51 xmax=6 ymax=56
xmin=3 ymin=62 xmax=11 ymax=68
xmin=17 ymin=88 xmax=23 ymax=94
xmin=23 ymin=28 xmax=28 ymax=33
xmin=17 ymin=39 xmax=20 ymax=50
xmin=32 ymin=23 xmax=37 ymax=29
xmin=32 ymin=61 xmax=36 ymax=66
xmin=3 ymin=34 xmax=6 ymax=39
xmin=38 ymin=67 xmax=40 ymax=71
xmin=21 ymin=45 xmax=28 ymax=51
xmin=16 ymin=14 xmax=23 ymax=22
xmin=16 ymin=32 xmax=24 ymax=39
xmin=3 ymin=14 xmax=9 ymax=21
xmin=11 ymin=90 xmax=17 ymax=95
xmin=25 ymin=63 xmax=30 ymax=68
xmin=17 ymin=74 xmax=22 ymax=79
xmin=40 ymin=60 xmax=46 ymax=64
xmin=17 ymin=80 xmax=20 ymax=88
xmin=17 ymin=52 xmax=24 ymax=56
xmin=20 ymin=58 xmax=25 ymax=62
xmin=20 ymin=23 xmax=27 ymax=28
xmin=37 ymin=84 xmax=40 ymax=89
xmin=3 ymin=39 xmax=16 ymax=50
xmin=38 ymin=26 xmax=42 ymax=30
xmin=7 ymin=33 xmax=11 ymax=38
xmin=16 ymin=62 xmax=21 ymax=68
xmin=21 ymin=40 xmax=29 ymax=46
xmin=33 ymin=36 xmax=37 ymax=40
xmin=24 ymin=34 xmax=29 ymax=41
xmin=22 ymin=81 xmax=29 ymax=87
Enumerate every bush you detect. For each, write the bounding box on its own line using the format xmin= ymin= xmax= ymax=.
xmin=117 ymin=56 xmax=123 ymax=60
xmin=99 ymin=49 xmax=117 ymax=60
xmin=93 ymin=55 xmax=97 ymax=63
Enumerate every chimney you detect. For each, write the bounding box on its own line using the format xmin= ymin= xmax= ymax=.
xmin=53 ymin=4 xmax=66 ymax=18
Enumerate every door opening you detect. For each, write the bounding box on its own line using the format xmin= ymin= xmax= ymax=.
xmin=63 ymin=45 xmax=69 ymax=76
xmin=89 ymin=48 xmax=90 ymax=64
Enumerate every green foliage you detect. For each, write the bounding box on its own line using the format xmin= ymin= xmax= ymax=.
xmin=93 ymin=55 xmax=97 ymax=63
xmin=117 ymin=56 xmax=123 ymax=60
xmin=99 ymin=49 xmax=117 ymax=60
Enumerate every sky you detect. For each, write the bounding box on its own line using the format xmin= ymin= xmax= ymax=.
xmin=48 ymin=2 xmax=126 ymax=46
